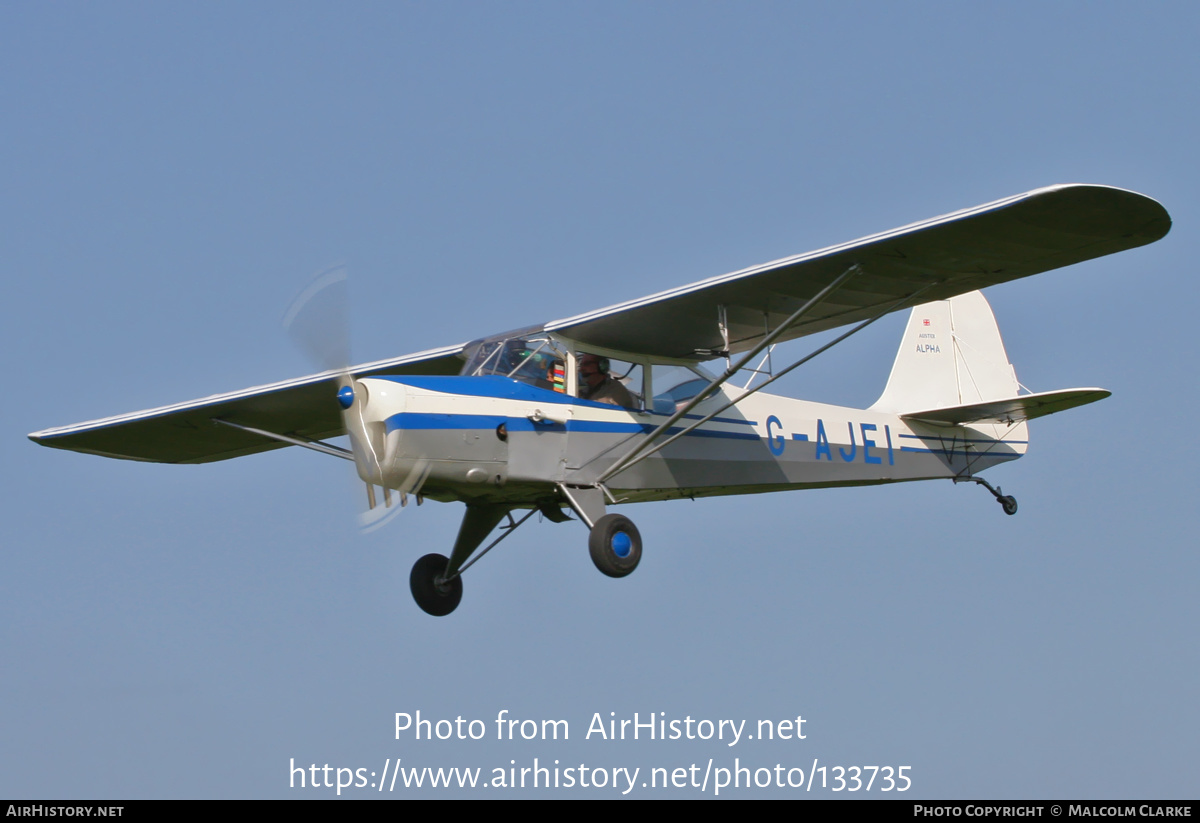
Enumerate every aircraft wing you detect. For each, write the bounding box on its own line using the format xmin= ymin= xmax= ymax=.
xmin=546 ymin=184 xmax=1170 ymax=360
xmin=28 ymin=345 xmax=465 ymax=464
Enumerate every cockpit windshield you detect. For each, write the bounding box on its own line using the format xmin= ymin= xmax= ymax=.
xmin=460 ymin=331 xmax=717 ymax=408
xmin=460 ymin=331 xmax=569 ymax=393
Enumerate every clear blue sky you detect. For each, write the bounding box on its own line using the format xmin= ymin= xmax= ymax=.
xmin=3 ymin=2 xmax=1196 ymax=798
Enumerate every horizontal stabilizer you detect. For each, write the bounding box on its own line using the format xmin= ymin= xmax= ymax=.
xmin=901 ymin=388 xmax=1110 ymax=426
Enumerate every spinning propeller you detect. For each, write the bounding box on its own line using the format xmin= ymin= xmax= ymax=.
xmin=282 ymin=265 xmax=424 ymax=532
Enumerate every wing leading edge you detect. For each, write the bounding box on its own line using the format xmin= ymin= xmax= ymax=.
xmin=30 ymin=184 xmax=1169 ymax=464
xmin=547 ymin=184 xmax=1170 ymax=359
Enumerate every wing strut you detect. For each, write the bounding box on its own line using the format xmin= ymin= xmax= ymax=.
xmin=211 ymin=418 xmax=354 ymax=461
xmin=594 ymin=263 xmax=862 ymax=483
xmin=593 ymin=264 xmax=874 ymax=486
xmin=440 ymin=507 xmax=539 ymax=584
xmin=594 ymin=277 xmax=938 ymax=485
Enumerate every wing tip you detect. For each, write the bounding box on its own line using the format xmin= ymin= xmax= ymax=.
xmin=1027 ymin=183 xmax=1171 ymax=242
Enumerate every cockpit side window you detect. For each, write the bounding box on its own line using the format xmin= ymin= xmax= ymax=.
xmin=577 ymin=353 xmax=642 ymax=409
xmin=651 ymin=364 xmax=717 ymax=413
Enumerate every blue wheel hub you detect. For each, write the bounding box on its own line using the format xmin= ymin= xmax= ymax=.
xmin=611 ymin=531 xmax=632 ymax=558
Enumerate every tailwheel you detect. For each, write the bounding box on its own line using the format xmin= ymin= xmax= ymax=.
xmin=588 ymin=514 xmax=642 ymax=578
xmin=409 ymin=553 xmax=463 ymax=616
xmin=956 ymin=475 xmax=1019 ymax=517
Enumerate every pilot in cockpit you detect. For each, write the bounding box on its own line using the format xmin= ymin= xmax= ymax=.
xmin=578 ymin=353 xmax=635 ymax=408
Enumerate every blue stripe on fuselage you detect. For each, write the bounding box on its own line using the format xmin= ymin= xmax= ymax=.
xmin=383 ymin=413 xmax=1018 ymax=457
xmin=896 ymin=432 xmax=1028 ymax=446
xmin=385 ymin=412 xmax=760 ymax=440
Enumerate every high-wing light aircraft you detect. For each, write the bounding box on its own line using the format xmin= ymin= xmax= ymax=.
xmin=30 ymin=184 xmax=1171 ymax=615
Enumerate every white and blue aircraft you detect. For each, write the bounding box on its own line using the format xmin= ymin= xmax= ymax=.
xmin=30 ymin=184 xmax=1171 ymax=615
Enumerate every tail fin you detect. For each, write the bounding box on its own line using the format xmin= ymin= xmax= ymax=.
xmin=871 ymin=290 xmax=1109 ymax=431
xmin=870 ymin=290 xmax=1018 ymax=414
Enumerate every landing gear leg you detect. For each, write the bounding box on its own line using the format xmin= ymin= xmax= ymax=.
xmin=958 ymin=475 xmax=1018 ymax=516
xmin=409 ymin=504 xmax=519 ymax=616
xmin=556 ymin=483 xmax=643 ymax=578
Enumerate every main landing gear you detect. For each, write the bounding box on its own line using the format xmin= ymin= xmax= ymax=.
xmin=408 ymin=504 xmax=520 ymax=617
xmin=959 ymin=475 xmax=1018 ymax=516
xmin=407 ymin=488 xmax=644 ymax=616
xmin=588 ymin=514 xmax=642 ymax=578
xmin=409 ymin=554 xmax=462 ymax=616
xmin=558 ymin=483 xmax=643 ymax=578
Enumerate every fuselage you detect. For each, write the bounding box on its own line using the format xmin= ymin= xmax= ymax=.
xmin=345 ymin=375 xmax=1028 ymax=507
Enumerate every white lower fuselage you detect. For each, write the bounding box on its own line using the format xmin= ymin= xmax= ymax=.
xmin=348 ymin=375 xmax=1028 ymax=506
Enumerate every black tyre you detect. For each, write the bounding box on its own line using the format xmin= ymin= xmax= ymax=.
xmin=588 ymin=514 xmax=642 ymax=578
xmin=409 ymin=553 xmax=463 ymax=616
xmin=1000 ymin=495 xmax=1018 ymax=516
